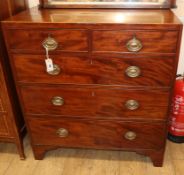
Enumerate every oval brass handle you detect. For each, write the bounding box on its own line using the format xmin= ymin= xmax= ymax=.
xmin=124 ymin=131 xmax=137 ymax=141
xmin=51 ymin=96 xmax=64 ymax=106
xmin=47 ymin=64 xmax=61 ymax=76
xmin=56 ymin=128 xmax=69 ymax=138
xmin=125 ymin=66 xmax=141 ymax=78
xmin=125 ymin=100 xmax=139 ymax=110
xmin=126 ymin=36 xmax=142 ymax=52
xmin=42 ymin=36 xmax=58 ymax=51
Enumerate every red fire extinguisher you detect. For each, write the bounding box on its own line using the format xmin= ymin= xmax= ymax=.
xmin=168 ymin=74 xmax=184 ymax=143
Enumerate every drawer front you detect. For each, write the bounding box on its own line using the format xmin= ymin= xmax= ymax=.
xmin=93 ymin=30 xmax=178 ymax=53
xmin=0 ymin=114 xmax=9 ymax=136
xmin=21 ymin=86 xmax=170 ymax=120
xmin=7 ymin=29 xmax=88 ymax=52
xmin=28 ymin=117 xmax=166 ymax=150
xmin=13 ymin=54 xmax=174 ymax=86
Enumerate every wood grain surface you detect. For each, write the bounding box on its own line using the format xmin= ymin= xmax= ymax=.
xmin=20 ymin=85 xmax=170 ymax=120
xmin=1 ymin=8 xmax=181 ymax=27
xmin=27 ymin=117 xmax=166 ymax=150
xmin=7 ymin=29 xmax=88 ymax=52
xmin=0 ymin=114 xmax=9 ymax=136
xmin=0 ymin=99 xmax=5 ymax=112
xmin=12 ymin=54 xmax=175 ymax=86
xmin=0 ymin=0 xmax=26 ymax=159
xmin=93 ymin=30 xmax=178 ymax=54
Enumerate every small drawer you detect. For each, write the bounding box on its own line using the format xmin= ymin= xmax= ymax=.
xmin=12 ymin=54 xmax=174 ymax=86
xmin=7 ymin=29 xmax=88 ymax=52
xmin=93 ymin=30 xmax=178 ymax=53
xmin=28 ymin=117 xmax=166 ymax=150
xmin=21 ymin=86 xmax=170 ymax=120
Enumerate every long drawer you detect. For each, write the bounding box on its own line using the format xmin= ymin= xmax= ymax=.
xmin=28 ymin=117 xmax=166 ymax=150
xmin=12 ymin=54 xmax=174 ymax=86
xmin=20 ymin=86 xmax=170 ymax=120
xmin=93 ymin=30 xmax=178 ymax=53
xmin=6 ymin=29 xmax=88 ymax=52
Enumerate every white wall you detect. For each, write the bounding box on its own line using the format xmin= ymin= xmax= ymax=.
xmin=28 ymin=0 xmax=184 ymax=74
xmin=173 ymin=0 xmax=184 ymax=74
xmin=27 ymin=0 xmax=39 ymax=7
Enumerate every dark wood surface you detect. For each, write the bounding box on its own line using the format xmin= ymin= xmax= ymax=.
xmin=28 ymin=117 xmax=166 ymax=149
xmin=0 ymin=0 xmax=26 ymax=20
xmin=0 ymin=63 xmax=14 ymax=138
xmin=2 ymin=8 xmax=181 ymax=25
xmin=93 ymin=30 xmax=178 ymax=54
xmin=20 ymin=85 xmax=170 ymax=120
xmin=7 ymin=29 xmax=179 ymax=54
xmin=2 ymin=7 xmax=183 ymax=166
xmin=0 ymin=114 xmax=10 ymax=136
xmin=12 ymin=54 xmax=175 ymax=86
xmin=7 ymin=29 xmax=88 ymax=52
xmin=0 ymin=0 xmax=26 ymax=159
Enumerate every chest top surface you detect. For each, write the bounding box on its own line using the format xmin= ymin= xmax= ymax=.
xmin=3 ymin=7 xmax=181 ymax=25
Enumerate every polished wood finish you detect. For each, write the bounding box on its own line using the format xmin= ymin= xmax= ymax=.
xmin=8 ymin=29 xmax=88 ymax=52
xmin=2 ymin=8 xmax=181 ymax=26
xmin=0 ymin=0 xmax=26 ymax=159
xmin=12 ymin=54 xmax=174 ymax=86
xmin=28 ymin=117 xmax=166 ymax=149
xmin=93 ymin=30 xmax=178 ymax=54
xmin=2 ymin=7 xmax=183 ymax=166
xmin=0 ymin=0 xmax=26 ymax=19
xmin=0 ymin=114 xmax=9 ymax=135
xmin=20 ymin=85 xmax=170 ymax=120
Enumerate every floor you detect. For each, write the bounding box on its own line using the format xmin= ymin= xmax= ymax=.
xmin=0 ymin=136 xmax=184 ymax=175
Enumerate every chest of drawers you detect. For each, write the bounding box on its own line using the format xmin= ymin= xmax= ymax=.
xmin=2 ymin=8 xmax=183 ymax=166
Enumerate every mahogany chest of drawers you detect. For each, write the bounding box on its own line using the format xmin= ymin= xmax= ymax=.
xmin=2 ymin=8 xmax=183 ymax=166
